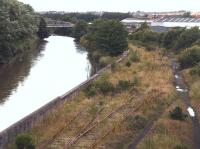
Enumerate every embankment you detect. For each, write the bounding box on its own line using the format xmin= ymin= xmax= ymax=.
xmin=0 ymin=51 xmax=128 ymax=149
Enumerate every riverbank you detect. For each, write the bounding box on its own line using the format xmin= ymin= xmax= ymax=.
xmin=0 ymin=36 xmax=92 ymax=148
xmin=7 ymin=43 xmax=178 ymax=149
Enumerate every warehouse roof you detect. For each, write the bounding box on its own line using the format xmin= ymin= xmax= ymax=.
xmin=154 ymin=17 xmax=200 ymax=23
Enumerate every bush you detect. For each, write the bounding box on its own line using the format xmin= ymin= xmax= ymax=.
xmin=99 ymin=56 xmax=113 ymax=67
xmin=117 ymin=80 xmax=130 ymax=91
xmin=131 ymin=75 xmax=141 ymax=87
xmin=174 ymin=27 xmax=200 ymax=50
xmin=15 ymin=134 xmax=35 ymax=149
xmin=190 ymin=64 xmax=200 ymax=76
xmin=127 ymin=115 xmax=148 ymax=131
xmin=96 ymin=74 xmax=115 ymax=95
xmin=170 ymin=107 xmax=187 ymax=121
xmin=84 ymin=84 xmax=97 ymax=97
xmin=179 ymin=46 xmax=200 ymax=69
xmin=125 ymin=60 xmax=131 ymax=67
xmin=130 ymin=51 xmax=140 ymax=62
xmin=111 ymin=62 xmax=117 ymax=72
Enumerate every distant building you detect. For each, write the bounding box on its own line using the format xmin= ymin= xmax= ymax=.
xmin=192 ymin=12 xmax=200 ymax=18
xmin=121 ymin=18 xmax=153 ymax=32
xmin=152 ymin=16 xmax=200 ymax=29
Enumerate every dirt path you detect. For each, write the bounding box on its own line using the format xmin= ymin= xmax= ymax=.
xmin=128 ymin=56 xmax=200 ymax=149
xmin=171 ymin=58 xmax=200 ymax=149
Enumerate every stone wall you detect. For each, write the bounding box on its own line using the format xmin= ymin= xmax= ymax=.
xmin=0 ymin=51 xmax=128 ymax=149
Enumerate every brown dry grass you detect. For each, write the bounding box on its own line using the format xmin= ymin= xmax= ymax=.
xmin=8 ymin=43 xmax=177 ymax=149
xmin=136 ymin=100 xmax=194 ymax=149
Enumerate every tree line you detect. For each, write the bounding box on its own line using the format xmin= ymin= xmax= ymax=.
xmin=41 ymin=12 xmax=132 ymax=23
xmin=0 ymin=0 xmax=49 ymax=64
xmin=129 ymin=23 xmax=200 ymax=75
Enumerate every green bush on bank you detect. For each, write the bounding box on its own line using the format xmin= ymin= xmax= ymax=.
xmin=130 ymin=51 xmax=140 ymax=62
xmin=170 ymin=106 xmax=187 ymax=121
xmin=179 ymin=46 xmax=200 ymax=69
xmin=190 ymin=63 xmax=200 ymax=76
xmin=15 ymin=134 xmax=35 ymax=149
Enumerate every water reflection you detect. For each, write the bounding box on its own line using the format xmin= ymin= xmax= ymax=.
xmin=0 ymin=42 xmax=46 ymax=105
xmin=0 ymin=36 xmax=91 ymax=132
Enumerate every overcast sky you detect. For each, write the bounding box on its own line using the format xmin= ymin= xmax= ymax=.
xmin=18 ymin=0 xmax=200 ymax=12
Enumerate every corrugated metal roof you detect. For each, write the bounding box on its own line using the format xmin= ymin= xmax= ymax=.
xmin=154 ymin=17 xmax=200 ymax=23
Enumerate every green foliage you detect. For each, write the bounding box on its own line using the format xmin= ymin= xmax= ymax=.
xmin=162 ymin=28 xmax=184 ymax=49
xmin=170 ymin=107 xmax=187 ymax=121
xmin=190 ymin=63 xmax=200 ymax=76
xmin=127 ymin=115 xmax=148 ymax=131
xmin=101 ymin=12 xmax=132 ymax=21
xmin=117 ymin=80 xmax=130 ymax=91
xmin=37 ymin=18 xmax=49 ymax=39
xmin=15 ymin=134 xmax=35 ymax=149
xmin=88 ymin=105 xmax=99 ymax=115
xmin=73 ymin=20 xmax=88 ymax=41
xmin=42 ymin=12 xmax=131 ymax=23
xmin=132 ymin=75 xmax=141 ymax=87
xmin=125 ymin=60 xmax=131 ymax=67
xmin=174 ymin=27 xmax=200 ymax=50
xmin=111 ymin=62 xmax=117 ymax=72
xmin=179 ymin=46 xmax=200 ymax=69
xmin=0 ymin=0 xmax=38 ymax=63
xmin=130 ymin=29 xmax=160 ymax=44
xmin=130 ymin=51 xmax=140 ymax=62
xmin=84 ymin=83 xmax=97 ymax=97
xmin=85 ymin=19 xmax=128 ymax=56
xmin=99 ymin=56 xmax=113 ymax=67
xmin=97 ymin=78 xmax=115 ymax=95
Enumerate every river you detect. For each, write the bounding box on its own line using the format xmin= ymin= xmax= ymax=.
xmin=0 ymin=36 xmax=91 ymax=132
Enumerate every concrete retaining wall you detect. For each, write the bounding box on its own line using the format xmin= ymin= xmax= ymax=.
xmin=0 ymin=51 xmax=128 ymax=149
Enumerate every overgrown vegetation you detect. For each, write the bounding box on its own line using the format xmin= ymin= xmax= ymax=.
xmin=170 ymin=106 xmax=187 ymax=121
xmin=15 ymin=134 xmax=35 ymax=149
xmin=179 ymin=46 xmax=200 ymax=69
xmin=0 ymin=0 xmax=38 ymax=63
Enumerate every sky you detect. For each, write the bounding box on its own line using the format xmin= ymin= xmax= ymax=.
xmin=18 ymin=0 xmax=200 ymax=12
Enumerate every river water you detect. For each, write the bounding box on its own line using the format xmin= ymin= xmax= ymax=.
xmin=0 ymin=36 xmax=91 ymax=132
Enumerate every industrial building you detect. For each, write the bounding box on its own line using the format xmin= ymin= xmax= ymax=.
xmin=121 ymin=17 xmax=200 ymax=32
xmin=152 ymin=17 xmax=200 ymax=29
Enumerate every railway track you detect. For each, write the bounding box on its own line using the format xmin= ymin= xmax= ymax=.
xmin=40 ymin=95 xmax=143 ymax=149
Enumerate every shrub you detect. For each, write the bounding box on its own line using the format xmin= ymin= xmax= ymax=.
xmin=190 ymin=64 xmax=200 ymax=76
xmin=130 ymin=51 xmax=140 ymax=62
xmin=179 ymin=46 xmax=200 ymax=69
xmin=127 ymin=115 xmax=148 ymax=131
xmin=117 ymin=80 xmax=130 ymax=91
xmin=131 ymin=75 xmax=141 ymax=87
xmin=84 ymin=84 xmax=97 ymax=97
xmin=125 ymin=60 xmax=131 ymax=67
xmin=174 ymin=27 xmax=200 ymax=50
xmin=88 ymin=105 xmax=99 ymax=115
xmin=111 ymin=62 xmax=117 ymax=72
xmin=170 ymin=106 xmax=187 ymax=121
xmin=99 ymin=56 xmax=113 ymax=68
xmin=15 ymin=134 xmax=35 ymax=149
xmin=96 ymin=74 xmax=115 ymax=95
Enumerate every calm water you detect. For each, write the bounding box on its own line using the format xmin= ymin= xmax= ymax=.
xmin=0 ymin=36 xmax=91 ymax=132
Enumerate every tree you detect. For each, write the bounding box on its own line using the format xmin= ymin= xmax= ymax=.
xmin=85 ymin=19 xmax=128 ymax=55
xmin=162 ymin=28 xmax=184 ymax=49
xmin=174 ymin=27 xmax=200 ymax=50
xmin=73 ymin=20 xmax=88 ymax=41
xmin=0 ymin=0 xmax=38 ymax=63
xmin=37 ymin=18 xmax=49 ymax=39
xmin=15 ymin=134 xmax=35 ymax=149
